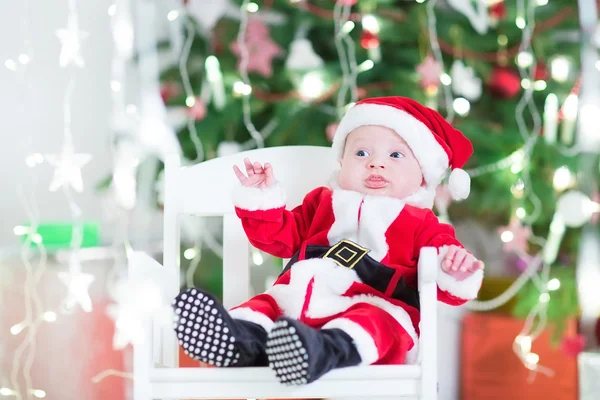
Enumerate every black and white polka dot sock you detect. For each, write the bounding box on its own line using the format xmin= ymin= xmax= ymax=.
xmin=266 ymin=317 xmax=362 ymax=385
xmin=172 ymin=288 xmax=268 ymax=367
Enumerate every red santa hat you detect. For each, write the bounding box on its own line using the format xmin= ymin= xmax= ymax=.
xmin=331 ymin=96 xmax=473 ymax=201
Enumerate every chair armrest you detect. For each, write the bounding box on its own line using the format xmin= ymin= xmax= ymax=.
xmin=418 ymin=246 xmax=438 ymax=291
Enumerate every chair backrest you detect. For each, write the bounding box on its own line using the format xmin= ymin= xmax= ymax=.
xmin=159 ymin=145 xmax=338 ymax=365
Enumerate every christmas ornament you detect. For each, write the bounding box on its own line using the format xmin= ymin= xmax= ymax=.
xmin=230 ymin=19 xmax=282 ymax=77
xmin=217 ymin=141 xmax=243 ymax=157
xmin=326 ymin=123 xmax=339 ymax=142
xmin=450 ymin=60 xmax=482 ymax=101
xmin=416 ymin=55 xmax=442 ymax=89
xmin=497 ymin=217 xmax=531 ymax=253
xmin=447 ymin=0 xmax=489 ymax=35
xmin=45 ymin=143 xmax=92 ymax=193
xmin=534 ymin=62 xmax=549 ymax=81
xmin=560 ymin=334 xmax=586 ymax=357
xmin=56 ymin=13 xmax=88 ymax=68
xmin=488 ymin=66 xmax=521 ymax=99
xmin=488 ymin=1 xmax=507 ymax=27
xmin=360 ymin=30 xmax=379 ymax=50
xmin=286 ymin=38 xmax=324 ymax=71
xmin=186 ymin=97 xmax=207 ymax=120
xmin=160 ymin=81 xmax=181 ymax=103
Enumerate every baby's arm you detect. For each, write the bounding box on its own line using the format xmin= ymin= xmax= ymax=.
xmin=232 ymin=158 xmax=321 ymax=259
xmin=414 ymin=210 xmax=484 ymax=306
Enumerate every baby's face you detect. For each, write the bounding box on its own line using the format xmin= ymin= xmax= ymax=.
xmin=337 ymin=125 xmax=424 ymax=199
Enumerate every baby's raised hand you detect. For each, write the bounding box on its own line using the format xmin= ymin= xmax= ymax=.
xmin=441 ymin=245 xmax=484 ymax=280
xmin=233 ymin=157 xmax=276 ymax=189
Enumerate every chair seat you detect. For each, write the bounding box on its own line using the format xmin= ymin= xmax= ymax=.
xmin=150 ymin=365 xmax=422 ymax=399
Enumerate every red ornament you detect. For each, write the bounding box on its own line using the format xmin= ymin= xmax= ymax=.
xmin=560 ymin=334 xmax=586 ymax=357
xmin=335 ymin=0 xmax=358 ymax=5
xmin=160 ymin=82 xmax=181 ymax=103
xmin=360 ymin=31 xmax=380 ymax=50
xmin=186 ymin=97 xmax=207 ymax=121
xmin=534 ymin=62 xmax=549 ymax=81
xmin=488 ymin=66 xmax=521 ymax=99
xmin=489 ymin=2 xmax=507 ymax=20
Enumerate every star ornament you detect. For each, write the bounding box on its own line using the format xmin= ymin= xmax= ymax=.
xmin=230 ymin=20 xmax=282 ymax=77
xmin=58 ymin=270 xmax=95 ymax=313
xmin=416 ymin=55 xmax=443 ymax=89
xmin=56 ymin=13 xmax=89 ymax=68
xmin=497 ymin=217 xmax=532 ymax=253
xmin=45 ymin=144 xmax=92 ymax=193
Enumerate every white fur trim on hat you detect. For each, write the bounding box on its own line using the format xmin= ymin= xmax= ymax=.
xmin=448 ymin=168 xmax=470 ymax=200
xmin=332 ymin=103 xmax=449 ymax=188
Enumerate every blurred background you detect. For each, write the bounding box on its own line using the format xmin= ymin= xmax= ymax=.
xmin=0 ymin=0 xmax=599 ymax=399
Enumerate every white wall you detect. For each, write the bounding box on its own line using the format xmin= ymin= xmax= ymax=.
xmin=0 ymin=0 xmax=116 ymax=247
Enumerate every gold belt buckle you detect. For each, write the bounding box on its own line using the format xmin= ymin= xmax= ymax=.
xmin=323 ymin=239 xmax=370 ymax=269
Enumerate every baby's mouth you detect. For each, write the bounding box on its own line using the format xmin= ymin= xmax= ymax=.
xmin=365 ymin=175 xmax=387 ymax=189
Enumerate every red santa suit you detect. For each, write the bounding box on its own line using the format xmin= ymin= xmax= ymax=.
xmin=228 ymin=182 xmax=484 ymax=366
xmin=226 ymin=96 xmax=483 ymax=368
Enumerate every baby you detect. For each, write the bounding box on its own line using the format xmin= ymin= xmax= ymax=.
xmin=172 ymin=96 xmax=484 ymax=385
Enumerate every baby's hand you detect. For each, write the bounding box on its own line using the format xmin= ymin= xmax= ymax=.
xmin=441 ymin=245 xmax=484 ymax=279
xmin=233 ymin=157 xmax=276 ymax=189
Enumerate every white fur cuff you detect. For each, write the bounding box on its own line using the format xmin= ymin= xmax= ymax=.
xmin=322 ymin=318 xmax=379 ymax=365
xmin=229 ymin=307 xmax=275 ymax=332
xmin=232 ymin=183 xmax=286 ymax=211
xmin=436 ymin=246 xmax=484 ymax=300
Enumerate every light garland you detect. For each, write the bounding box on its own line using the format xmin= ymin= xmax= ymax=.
xmin=5 ymin=0 xmax=48 ymax=398
xmin=425 ymin=0 xmax=455 ymax=121
xmin=333 ymin=0 xmax=359 ymax=116
xmin=237 ymin=0 xmax=266 ymax=148
xmin=50 ymin=0 xmax=95 ymax=315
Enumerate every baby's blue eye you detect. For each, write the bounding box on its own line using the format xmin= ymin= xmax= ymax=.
xmin=356 ymin=150 xmax=369 ymax=157
xmin=390 ymin=152 xmax=404 ymax=159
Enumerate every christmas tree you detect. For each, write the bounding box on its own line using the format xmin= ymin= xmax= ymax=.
xmin=153 ymin=0 xmax=596 ymax=369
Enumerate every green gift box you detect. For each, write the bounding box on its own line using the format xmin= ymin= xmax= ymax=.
xmin=15 ymin=222 xmax=100 ymax=251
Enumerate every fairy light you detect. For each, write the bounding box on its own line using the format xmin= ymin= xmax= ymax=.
xmin=440 ymin=73 xmax=452 ymax=86
xmin=299 ymin=72 xmax=326 ymax=99
xmin=547 ymin=278 xmax=560 ymax=291
xmin=246 ymin=2 xmax=259 ymax=13
xmin=550 ymin=56 xmax=571 ymax=82
xmin=233 ymin=81 xmax=252 ymax=96
xmin=552 ymin=166 xmax=573 ymax=191
xmin=167 ymin=10 xmax=179 ymax=21
xmin=452 ymin=97 xmax=470 ymax=116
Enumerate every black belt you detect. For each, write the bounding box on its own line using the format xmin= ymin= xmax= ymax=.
xmin=281 ymin=240 xmax=420 ymax=310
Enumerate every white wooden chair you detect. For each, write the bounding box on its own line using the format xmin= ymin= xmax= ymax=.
xmin=132 ymin=145 xmax=438 ymax=400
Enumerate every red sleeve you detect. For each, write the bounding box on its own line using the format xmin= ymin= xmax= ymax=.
xmin=414 ymin=209 xmax=483 ymax=306
xmin=233 ymin=184 xmax=325 ymax=259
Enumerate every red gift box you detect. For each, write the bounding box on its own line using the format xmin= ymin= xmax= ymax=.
xmin=461 ymin=313 xmax=578 ymax=400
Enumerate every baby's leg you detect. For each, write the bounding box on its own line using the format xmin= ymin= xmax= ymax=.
xmin=173 ymin=288 xmax=281 ymax=367
xmin=321 ymin=302 xmax=417 ymax=365
xmin=265 ymin=302 xmax=416 ymax=385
